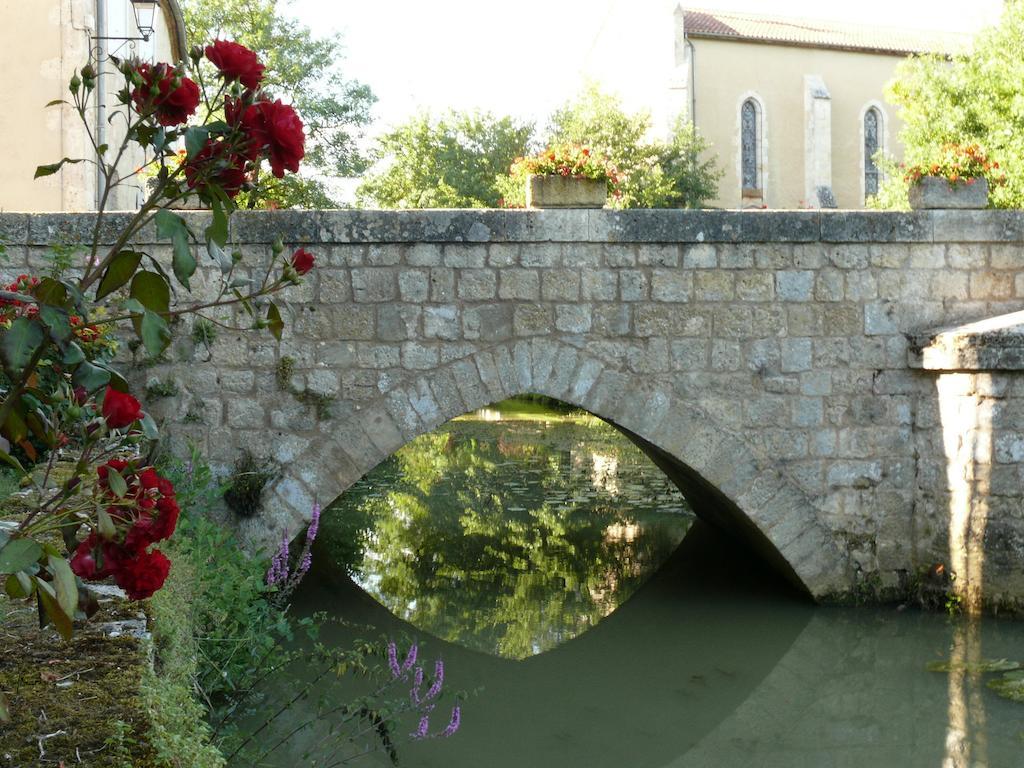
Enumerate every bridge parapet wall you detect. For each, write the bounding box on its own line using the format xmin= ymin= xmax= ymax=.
xmin=3 ymin=209 xmax=1023 ymax=607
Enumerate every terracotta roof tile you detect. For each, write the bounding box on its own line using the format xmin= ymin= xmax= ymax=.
xmin=682 ymin=8 xmax=972 ymax=56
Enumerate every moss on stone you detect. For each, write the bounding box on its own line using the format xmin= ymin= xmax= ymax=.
xmin=0 ymin=597 xmax=158 ymax=767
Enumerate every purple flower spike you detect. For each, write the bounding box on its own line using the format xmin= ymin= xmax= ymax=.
xmin=387 ymin=641 xmax=401 ymax=678
xmin=426 ymin=660 xmax=444 ymax=700
xmin=442 ymin=706 xmax=461 ymax=738
xmin=266 ymin=535 xmax=290 ymax=586
xmin=402 ymin=642 xmax=418 ymax=672
xmin=412 ymin=715 xmax=430 ymax=740
xmin=410 ymin=666 xmax=424 ymax=705
xmin=294 ymin=501 xmax=321 ymax=581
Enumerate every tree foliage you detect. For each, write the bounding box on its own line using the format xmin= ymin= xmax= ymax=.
xmin=182 ymin=0 xmax=376 ymax=208
xmin=360 ymin=85 xmax=721 ymax=210
xmin=547 ymin=85 xmax=721 ymax=209
xmin=356 ymin=111 xmax=534 ymax=208
xmin=879 ymin=1 xmax=1024 ymax=208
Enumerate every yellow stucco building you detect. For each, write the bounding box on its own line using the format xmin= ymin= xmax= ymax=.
xmin=0 ymin=0 xmax=186 ymax=213
xmin=672 ymin=8 xmax=971 ymax=209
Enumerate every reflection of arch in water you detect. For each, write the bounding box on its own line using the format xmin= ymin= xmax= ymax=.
xmin=266 ymin=340 xmax=848 ymax=598
xmin=291 ymin=521 xmax=812 ymax=768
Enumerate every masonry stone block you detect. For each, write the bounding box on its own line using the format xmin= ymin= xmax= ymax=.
xmin=683 ymin=244 xmax=717 ymax=268
xmin=351 ymin=268 xmax=397 ymax=302
xmin=227 ymin=398 xmax=266 ymax=429
xmin=513 ymin=304 xmax=552 ymax=337
xmin=970 ymin=271 xmax=1014 ymax=300
xmin=530 ymin=339 xmax=559 ymax=391
xmin=603 ymin=245 xmax=636 ymax=267
xmin=407 ymin=243 xmax=442 ymax=266
xmin=735 ymin=271 xmax=774 ymax=301
xmin=776 ymin=270 xmax=815 ymax=301
xmin=541 ymin=269 xmax=581 ymax=301
xmin=638 ymin=245 xmax=680 ymax=267
xmin=487 ymin=244 xmax=519 ymax=267
xmin=498 ymin=269 xmax=540 ymax=300
xmin=947 ymin=244 xmax=989 ymax=269
xmin=581 ymin=269 xmax=617 ymax=301
xmin=429 ymin=268 xmax=456 ymax=301
xmin=463 ymin=304 xmax=512 ymax=341
xmin=555 ymin=304 xmax=593 ymax=334
xmin=443 ymin=245 xmax=487 ymax=268
xmin=619 ymin=270 xmax=648 ymax=301
xmin=634 ymin=306 xmax=706 ymax=337
xmin=520 ymin=243 xmax=561 ymax=268
xmin=651 ymin=270 xmax=693 ymax=302
xmin=711 ymin=340 xmax=742 ymax=371
xmin=423 ymin=305 xmax=461 ymax=340
xmin=377 ymin=304 xmax=421 ymax=341
xmin=458 ymin=269 xmax=498 ymax=300
xmin=592 ymin=305 xmax=631 ymax=336
xmin=563 ymin=243 xmax=603 ymax=267
xmin=990 ymin=244 xmax=1023 ymax=269
xmin=398 ymin=269 xmax=430 ymax=302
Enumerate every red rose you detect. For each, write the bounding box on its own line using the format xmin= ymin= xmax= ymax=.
xmin=132 ymin=63 xmax=200 ymax=127
xmin=242 ymin=99 xmax=305 ymax=178
xmin=70 ymin=534 xmax=123 ymax=580
xmin=70 ymin=535 xmax=101 ymax=579
xmin=114 ymin=548 xmax=171 ymax=600
xmin=125 ymin=495 xmax=179 ymax=549
xmin=102 ymin=387 xmax=143 ymax=429
xmin=185 ymin=139 xmax=249 ymax=198
xmin=290 ymin=248 xmax=315 ymax=275
xmin=205 ymin=39 xmax=265 ymax=90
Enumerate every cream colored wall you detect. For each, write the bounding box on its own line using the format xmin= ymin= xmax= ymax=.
xmin=0 ymin=0 xmax=181 ymax=213
xmin=689 ymin=38 xmax=906 ymax=209
xmin=0 ymin=0 xmax=90 ymax=212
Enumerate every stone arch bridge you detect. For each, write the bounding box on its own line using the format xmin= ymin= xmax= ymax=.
xmin=6 ymin=209 xmax=1024 ymax=607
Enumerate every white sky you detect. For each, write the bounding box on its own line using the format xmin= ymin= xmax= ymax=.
xmin=288 ymin=0 xmax=1005 ymax=131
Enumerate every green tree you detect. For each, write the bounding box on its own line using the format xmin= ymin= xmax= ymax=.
xmin=182 ymin=0 xmax=376 ymax=208
xmin=546 ymin=84 xmax=721 ymax=208
xmin=356 ymin=111 xmax=534 ymax=208
xmin=878 ymin=1 xmax=1024 ymax=208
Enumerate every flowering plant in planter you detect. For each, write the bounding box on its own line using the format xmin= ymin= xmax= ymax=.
xmin=499 ymin=144 xmax=621 ymax=209
xmin=0 ymin=37 xmax=313 ymax=712
xmin=511 ymin=144 xmax=621 ymax=186
xmin=902 ymin=143 xmax=1006 ymax=187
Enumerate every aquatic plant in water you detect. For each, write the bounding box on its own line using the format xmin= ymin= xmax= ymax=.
xmin=927 ymin=656 xmax=1024 ymax=704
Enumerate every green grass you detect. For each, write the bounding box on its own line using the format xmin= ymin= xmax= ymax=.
xmin=456 ymin=396 xmax=604 ymax=425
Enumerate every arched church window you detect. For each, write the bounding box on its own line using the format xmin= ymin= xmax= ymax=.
xmin=864 ymin=107 xmax=882 ymax=201
xmin=741 ymin=99 xmax=761 ymax=194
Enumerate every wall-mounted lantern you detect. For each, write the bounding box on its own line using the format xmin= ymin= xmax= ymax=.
xmin=130 ymin=0 xmax=159 ymax=42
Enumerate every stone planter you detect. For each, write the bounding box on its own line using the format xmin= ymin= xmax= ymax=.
xmin=526 ymin=175 xmax=606 ymax=209
xmin=908 ymin=176 xmax=989 ymax=210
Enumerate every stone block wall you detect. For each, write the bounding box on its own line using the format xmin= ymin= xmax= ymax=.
xmin=3 ymin=209 xmax=1024 ymax=607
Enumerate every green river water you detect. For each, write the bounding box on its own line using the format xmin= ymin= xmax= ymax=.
xmin=256 ymin=399 xmax=1024 ymax=767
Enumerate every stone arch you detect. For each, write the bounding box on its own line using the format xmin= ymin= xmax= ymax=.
xmin=263 ymin=339 xmax=849 ymax=600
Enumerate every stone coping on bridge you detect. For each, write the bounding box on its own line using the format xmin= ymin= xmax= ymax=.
xmin=5 ymin=209 xmax=1024 ymax=245
xmin=911 ymin=310 xmax=1024 ymax=371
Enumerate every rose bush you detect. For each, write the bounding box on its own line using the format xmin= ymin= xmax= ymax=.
xmin=0 ymin=40 xmax=313 ymax=724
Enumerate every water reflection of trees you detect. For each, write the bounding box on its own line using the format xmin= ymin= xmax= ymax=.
xmin=315 ymin=417 xmax=692 ymax=659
